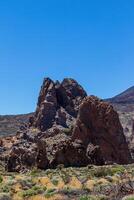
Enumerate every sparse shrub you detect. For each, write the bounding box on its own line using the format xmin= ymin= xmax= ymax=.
xmin=110 ymin=165 xmax=125 ymax=175
xmin=105 ymin=175 xmax=113 ymax=182
xmin=30 ymin=167 xmax=39 ymax=176
xmin=0 ymin=175 xmax=3 ymax=183
xmin=61 ymin=174 xmax=70 ymax=184
xmin=63 ymin=125 xmax=74 ymax=136
xmin=1 ymin=185 xmax=10 ymax=193
xmin=21 ymin=185 xmax=46 ymax=198
xmin=92 ymin=165 xmax=125 ymax=177
xmin=52 ymin=178 xmax=59 ymax=186
xmin=124 ymin=197 xmax=134 ymax=200
xmin=46 ymin=188 xmax=56 ymax=193
xmin=79 ymin=195 xmax=97 ymax=200
xmin=57 ymin=164 xmax=64 ymax=170
xmin=19 ymin=178 xmax=33 ymax=189
xmin=6 ymin=180 xmax=16 ymax=186
xmin=60 ymin=186 xmax=72 ymax=195
xmin=45 ymin=188 xmax=56 ymax=198
xmin=79 ymin=195 xmax=108 ymax=200
xmin=99 ymin=195 xmax=109 ymax=200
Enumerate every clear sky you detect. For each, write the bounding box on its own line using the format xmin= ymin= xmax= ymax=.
xmin=0 ymin=0 xmax=134 ymax=114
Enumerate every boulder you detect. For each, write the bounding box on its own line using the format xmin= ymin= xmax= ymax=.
xmin=72 ymin=96 xmax=132 ymax=164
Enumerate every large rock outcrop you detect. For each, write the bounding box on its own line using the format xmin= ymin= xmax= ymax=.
xmin=72 ymin=96 xmax=132 ymax=164
xmin=4 ymin=78 xmax=132 ymax=172
xmin=30 ymin=78 xmax=87 ymax=131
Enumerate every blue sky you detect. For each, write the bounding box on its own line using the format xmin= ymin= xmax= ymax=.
xmin=0 ymin=0 xmax=134 ymax=114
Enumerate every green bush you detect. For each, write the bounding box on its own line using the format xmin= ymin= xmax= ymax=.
xmin=1 ymin=185 xmax=10 ymax=193
xmin=92 ymin=165 xmax=125 ymax=177
xmin=79 ymin=195 xmax=97 ymax=200
xmin=45 ymin=188 xmax=56 ymax=198
xmin=0 ymin=175 xmax=3 ymax=183
xmin=52 ymin=178 xmax=59 ymax=186
xmin=63 ymin=125 xmax=74 ymax=135
xmin=30 ymin=168 xmax=39 ymax=176
xmin=79 ymin=195 xmax=108 ymax=200
xmin=22 ymin=185 xmax=46 ymax=198
xmin=125 ymin=198 xmax=134 ymax=200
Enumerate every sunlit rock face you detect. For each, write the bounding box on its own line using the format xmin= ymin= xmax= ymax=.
xmin=72 ymin=96 xmax=132 ymax=164
xmin=31 ymin=77 xmax=87 ymax=131
xmin=4 ymin=78 xmax=132 ymax=172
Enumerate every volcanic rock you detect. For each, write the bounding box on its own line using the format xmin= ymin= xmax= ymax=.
xmin=72 ymin=96 xmax=132 ymax=164
xmin=4 ymin=78 xmax=132 ymax=172
xmin=6 ymin=141 xmax=38 ymax=172
xmin=30 ymin=78 xmax=87 ymax=132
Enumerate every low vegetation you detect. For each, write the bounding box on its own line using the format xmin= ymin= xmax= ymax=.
xmin=0 ymin=164 xmax=133 ymax=200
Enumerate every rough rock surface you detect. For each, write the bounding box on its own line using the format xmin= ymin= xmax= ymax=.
xmin=30 ymin=78 xmax=87 ymax=131
xmin=72 ymin=96 xmax=132 ymax=164
xmin=1 ymin=78 xmax=132 ymax=172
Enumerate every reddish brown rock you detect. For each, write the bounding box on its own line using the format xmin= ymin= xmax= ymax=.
xmin=50 ymin=139 xmax=90 ymax=167
xmin=72 ymin=96 xmax=132 ymax=164
xmin=32 ymin=78 xmax=57 ymax=131
xmin=6 ymin=139 xmax=49 ymax=172
xmin=50 ymin=139 xmax=104 ymax=167
xmin=36 ymin=139 xmax=49 ymax=169
xmin=30 ymin=77 xmax=87 ymax=132
xmin=4 ymin=78 xmax=132 ymax=172
xmin=6 ymin=142 xmax=38 ymax=172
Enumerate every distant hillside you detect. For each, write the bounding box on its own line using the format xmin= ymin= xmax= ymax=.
xmin=106 ymin=86 xmax=134 ymax=103
xmin=0 ymin=113 xmax=33 ymax=137
xmin=105 ymin=86 xmax=134 ymax=158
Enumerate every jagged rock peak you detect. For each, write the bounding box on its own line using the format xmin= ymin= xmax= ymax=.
xmin=30 ymin=77 xmax=87 ymax=131
xmin=61 ymin=78 xmax=87 ymax=98
xmin=4 ymin=79 xmax=132 ymax=172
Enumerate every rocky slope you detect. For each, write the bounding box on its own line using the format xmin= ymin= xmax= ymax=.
xmin=0 ymin=114 xmax=33 ymax=137
xmin=107 ymin=86 xmax=134 ymax=104
xmin=0 ymin=78 xmax=131 ymax=172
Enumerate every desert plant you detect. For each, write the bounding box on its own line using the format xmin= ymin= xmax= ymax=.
xmin=52 ymin=178 xmax=59 ymax=186
xmin=45 ymin=188 xmax=56 ymax=198
xmin=79 ymin=195 xmax=97 ymax=200
xmin=21 ymin=185 xmax=46 ymax=198
xmin=0 ymin=175 xmax=3 ymax=183
xmin=92 ymin=165 xmax=125 ymax=177
xmin=123 ymin=197 xmax=134 ymax=200
xmin=79 ymin=195 xmax=108 ymax=200
xmin=1 ymin=185 xmax=10 ymax=193
xmin=30 ymin=167 xmax=39 ymax=176
xmin=126 ymin=198 xmax=134 ymax=200
xmin=63 ymin=125 xmax=74 ymax=135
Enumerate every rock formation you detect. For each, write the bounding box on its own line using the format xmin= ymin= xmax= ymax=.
xmin=30 ymin=78 xmax=87 ymax=131
xmin=1 ymin=78 xmax=132 ymax=172
xmin=72 ymin=96 xmax=131 ymax=164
